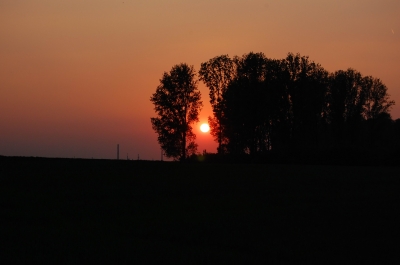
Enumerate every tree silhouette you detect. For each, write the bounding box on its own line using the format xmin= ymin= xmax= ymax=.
xmin=311 ymin=68 xmax=397 ymax=148
xmin=214 ymin=53 xmax=264 ymax=155
xmin=362 ymin=76 xmax=394 ymax=120
xmin=153 ymin=52 xmax=397 ymax=164
xmin=220 ymin=52 xmax=284 ymax=155
xmin=329 ymin=69 xmax=372 ymax=145
xmin=218 ymin=52 xmax=331 ymax=154
xmin=260 ymin=57 xmax=292 ymax=151
xmin=150 ymin=64 xmax=202 ymax=161
xmin=232 ymin=52 xmax=269 ymax=155
xmin=361 ymin=75 xmax=395 ymax=148
xmin=283 ymin=53 xmax=329 ymax=148
xmin=199 ymin=55 xmax=235 ymax=154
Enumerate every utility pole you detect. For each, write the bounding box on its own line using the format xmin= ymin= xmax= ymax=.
xmin=117 ymin=144 xmax=119 ymax=160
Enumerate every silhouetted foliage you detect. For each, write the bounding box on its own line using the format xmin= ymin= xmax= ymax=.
xmin=363 ymin=76 xmax=395 ymax=120
xmin=150 ymin=51 xmax=397 ymax=164
xmin=328 ymin=69 xmax=367 ymax=145
xmin=150 ymin=63 xmax=202 ymax=161
xmin=196 ymin=51 xmax=397 ymax=163
xmin=221 ymin=52 xmax=272 ymax=155
xmin=199 ymin=55 xmax=235 ymax=154
xmin=215 ymin=52 xmax=331 ymax=155
xmin=283 ymin=53 xmax=330 ymax=148
xmin=327 ymin=69 xmax=395 ymax=147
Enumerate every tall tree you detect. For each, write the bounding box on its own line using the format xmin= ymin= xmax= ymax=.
xmin=233 ymin=52 xmax=268 ymax=155
xmin=262 ymin=58 xmax=292 ymax=150
xmin=150 ymin=64 xmax=202 ymax=161
xmin=329 ymin=69 xmax=365 ymax=124
xmin=199 ymin=55 xmax=235 ymax=154
xmin=361 ymin=76 xmax=394 ymax=147
xmin=362 ymin=76 xmax=395 ymax=120
xmin=221 ymin=52 xmax=270 ymax=155
xmin=328 ymin=69 xmax=367 ymax=145
xmin=283 ymin=53 xmax=329 ymax=147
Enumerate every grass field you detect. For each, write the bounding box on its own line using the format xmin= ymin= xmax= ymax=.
xmin=1 ymin=156 xmax=399 ymax=263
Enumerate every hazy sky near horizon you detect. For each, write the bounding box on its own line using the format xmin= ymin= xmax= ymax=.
xmin=1 ymin=0 xmax=399 ymax=159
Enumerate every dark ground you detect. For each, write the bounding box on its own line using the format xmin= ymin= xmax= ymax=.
xmin=1 ymin=156 xmax=399 ymax=264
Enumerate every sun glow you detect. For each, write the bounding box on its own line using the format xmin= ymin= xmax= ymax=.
xmin=200 ymin=123 xmax=210 ymax=133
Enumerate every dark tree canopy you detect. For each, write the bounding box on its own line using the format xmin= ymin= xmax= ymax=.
xmin=199 ymin=55 xmax=235 ymax=154
xmin=223 ymin=52 xmax=271 ymax=155
xmin=198 ymin=52 xmax=396 ymax=157
xmin=150 ymin=63 xmax=202 ymax=161
xmin=215 ymin=52 xmax=331 ymax=155
xmin=362 ymin=76 xmax=394 ymax=120
xmin=151 ymin=52 xmax=397 ymax=164
xmin=283 ymin=53 xmax=330 ymax=147
xmin=326 ymin=69 xmax=395 ymax=145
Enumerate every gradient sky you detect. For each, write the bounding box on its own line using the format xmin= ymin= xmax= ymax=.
xmin=1 ymin=0 xmax=399 ymax=159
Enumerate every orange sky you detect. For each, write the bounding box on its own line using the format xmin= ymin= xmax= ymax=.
xmin=1 ymin=0 xmax=399 ymax=159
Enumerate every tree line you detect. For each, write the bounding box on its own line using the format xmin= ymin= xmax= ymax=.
xmin=151 ymin=52 xmax=399 ymax=163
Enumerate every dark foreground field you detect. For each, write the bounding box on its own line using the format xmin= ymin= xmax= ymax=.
xmin=1 ymin=156 xmax=399 ymax=264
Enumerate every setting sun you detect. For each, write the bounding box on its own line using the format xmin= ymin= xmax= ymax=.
xmin=200 ymin=123 xmax=210 ymax=133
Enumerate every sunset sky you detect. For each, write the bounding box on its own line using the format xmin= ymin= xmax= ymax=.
xmin=1 ymin=0 xmax=399 ymax=159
